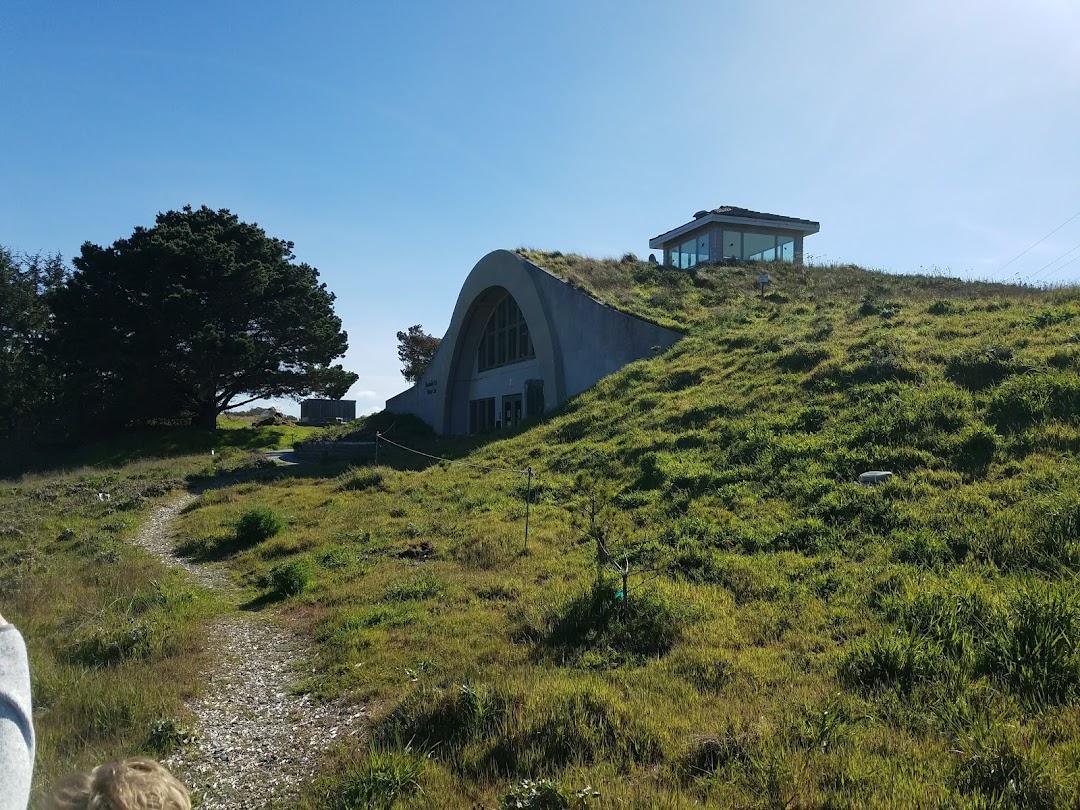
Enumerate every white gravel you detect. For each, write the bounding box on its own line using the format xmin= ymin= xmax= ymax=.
xmin=132 ymin=490 xmax=367 ymax=809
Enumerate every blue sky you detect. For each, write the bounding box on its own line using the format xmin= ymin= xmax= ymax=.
xmin=3 ymin=0 xmax=1079 ymax=414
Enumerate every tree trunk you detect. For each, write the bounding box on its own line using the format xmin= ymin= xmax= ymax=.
xmin=193 ymin=401 xmax=218 ymax=429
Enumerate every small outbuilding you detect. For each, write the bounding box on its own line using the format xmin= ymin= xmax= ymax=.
xmin=300 ymin=399 xmax=356 ymax=426
xmin=650 ymin=206 xmax=820 ymax=270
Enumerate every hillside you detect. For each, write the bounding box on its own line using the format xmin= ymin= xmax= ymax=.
xmin=170 ymin=257 xmax=1080 ymax=807
xmin=8 ymin=258 xmax=1080 ymax=807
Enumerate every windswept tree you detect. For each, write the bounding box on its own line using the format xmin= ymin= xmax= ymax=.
xmin=396 ymin=324 xmax=441 ymax=383
xmin=53 ymin=206 xmax=358 ymax=429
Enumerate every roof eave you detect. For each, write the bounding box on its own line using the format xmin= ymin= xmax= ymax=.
xmin=649 ymin=213 xmax=820 ymax=248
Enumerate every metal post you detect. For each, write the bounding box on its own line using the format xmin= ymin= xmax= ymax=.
xmin=524 ymin=466 xmax=532 ymax=552
xmin=375 ymin=432 xmax=380 ymax=466
xmin=622 ymin=557 xmax=629 ymax=615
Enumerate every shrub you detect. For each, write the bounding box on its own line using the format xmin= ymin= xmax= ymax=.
xmin=526 ymin=580 xmax=688 ymax=667
xmin=840 ymin=628 xmax=939 ymax=694
xmin=234 ymin=506 xmax=285 ymax=548
xmin=266 ymin=557 xmax=314 ymax=597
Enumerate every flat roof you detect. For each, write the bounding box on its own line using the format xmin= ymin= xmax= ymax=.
xmin=650 ymin=206 xmax=820 ymax=248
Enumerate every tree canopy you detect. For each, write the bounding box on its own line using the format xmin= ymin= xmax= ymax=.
xmin=53 ymin=206 xmax=357 ymax=429
xmin=396 ymin=324 xmax=441 ymax=383
xmin=0 ymin=248 xmax=66 ymax=437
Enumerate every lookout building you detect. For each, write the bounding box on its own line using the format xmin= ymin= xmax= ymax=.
xmin=650 ymin=206 xmax=820 ymax=270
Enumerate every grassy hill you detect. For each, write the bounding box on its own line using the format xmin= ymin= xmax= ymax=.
xmin=174 ymin=256 xmax=1080 ymax=807
xmin=7 ymin=257 xmax=1080 ymax=807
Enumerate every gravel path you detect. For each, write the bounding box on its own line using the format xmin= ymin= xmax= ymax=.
xmin=132 ymin=489 xmax=367 ymax=809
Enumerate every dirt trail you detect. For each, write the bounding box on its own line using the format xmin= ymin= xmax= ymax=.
xmin=132 ymin=490 xmax=366 ymax=810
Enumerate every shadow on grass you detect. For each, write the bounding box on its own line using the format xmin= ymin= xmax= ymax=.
xmin=239 ymin=592 xmax=281 ymax=611
xmin=0 ymin=422 xmax=321 ymax=478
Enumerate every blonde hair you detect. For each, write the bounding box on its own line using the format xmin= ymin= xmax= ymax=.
xmin=41 ymin=759 xmax=190 ymax=810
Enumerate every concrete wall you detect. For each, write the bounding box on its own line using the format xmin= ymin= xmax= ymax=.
xmin=386 ymin=250 xmax=683 ymax=434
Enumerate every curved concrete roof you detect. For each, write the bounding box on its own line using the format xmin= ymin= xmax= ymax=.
xmin=386 ymin=250 xmax=682 ymax=433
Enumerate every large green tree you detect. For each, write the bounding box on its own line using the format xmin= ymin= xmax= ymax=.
xmin=53 ymin=206 xmax=358 ymax=429
xmin=0 ymin=248 xmax=66 ymax=437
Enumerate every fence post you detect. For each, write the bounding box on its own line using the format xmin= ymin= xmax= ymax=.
xmin=375 ymin=432 xmax=380 ymax=466
xmin=524 ymin=466 xmax=533 ymax=552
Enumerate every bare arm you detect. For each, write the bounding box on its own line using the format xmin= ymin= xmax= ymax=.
xmin=0 ymin=616 xmax=35 ymax=810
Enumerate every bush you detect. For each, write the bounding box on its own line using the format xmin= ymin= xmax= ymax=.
xmin=234 ymin=506 xmax=285 ymax=548
xmin=525 ymin=580 xmax=688 ymax=667
xmin=266 ymin=557 xmax=314 ymax=597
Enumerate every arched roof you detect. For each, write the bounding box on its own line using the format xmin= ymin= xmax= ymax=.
xmin=438 ymin=250 xmax=565 ymax=431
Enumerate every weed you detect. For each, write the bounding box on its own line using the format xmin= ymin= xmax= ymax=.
xmin=384 ymin=572 xmax=444 ymax=601
xmin=146 ymin=716 xmax=197 ymax=756
xmin=319 ymin=744 xmax=426 ymax=810
xmin=840 ymin=628 xmax=940 ymax=694
xmin=498 ymin=779 xmax=599 ymax=810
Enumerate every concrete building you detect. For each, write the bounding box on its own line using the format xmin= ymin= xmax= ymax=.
xmin=300 ymin=398 xmax=356 ymax=425
xmin=386 ymin=250 xmax=682 ymax=435
xmin=650 ymin=206 xmax=819 ymax=270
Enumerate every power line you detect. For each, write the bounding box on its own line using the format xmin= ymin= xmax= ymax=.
xmin=989 ymin=209 xmax=1080 ymax=281
xmin=1023 ymin=239 xmax=1080 ymax=286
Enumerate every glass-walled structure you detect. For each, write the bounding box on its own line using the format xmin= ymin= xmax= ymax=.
xmin=651 ymin=206 xmax=819 ymax=270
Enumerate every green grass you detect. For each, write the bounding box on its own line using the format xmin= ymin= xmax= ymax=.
xmin=0 ymin=419 xmax=309 ymax=800
xmin=15 ymin=259 xmax=1080 ymax=807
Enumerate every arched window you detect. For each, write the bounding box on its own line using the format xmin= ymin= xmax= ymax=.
xmin=477 ymin=295 xmax=535 ymax=372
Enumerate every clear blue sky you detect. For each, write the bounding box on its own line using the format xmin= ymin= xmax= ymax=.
xmin=3 ymin=0 xmax=1078 ymax=414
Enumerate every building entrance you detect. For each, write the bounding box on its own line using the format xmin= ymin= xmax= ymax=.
xmin=502 ymin=394 xmax=522 ymax=428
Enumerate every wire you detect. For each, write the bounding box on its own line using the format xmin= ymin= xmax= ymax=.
xmin=1023 ymin=240 xmax=1080 ymax=286
xmin=989 ymin=210 xmax=1080 ymax=281
xmin=375 ymin=433 xmax=530 ymax=475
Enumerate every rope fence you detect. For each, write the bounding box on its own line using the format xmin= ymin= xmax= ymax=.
xmin=374 ymin=431 xmax=535 ymax=551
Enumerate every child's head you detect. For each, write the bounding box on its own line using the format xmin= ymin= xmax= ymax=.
xmin=41 ymin=758 xmax=190 ymax=810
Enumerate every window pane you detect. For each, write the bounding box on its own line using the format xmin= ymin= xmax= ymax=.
xmin=680 ymin=238 xmax=696 ymax=269
xmin=507 ymin=324 xmax=517 ymax=359
xmin=743 ymin=233 xmax=776 ymax=261
xmin=778 ymin=236 xmax=794 ymax=262
xmin=697 ymin=234 xmax=709 ymax=263
xmin=723 ymin=231 xmax=741 ymax=259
